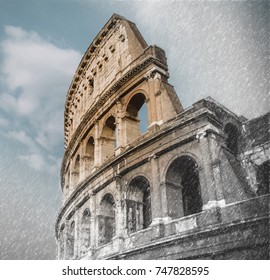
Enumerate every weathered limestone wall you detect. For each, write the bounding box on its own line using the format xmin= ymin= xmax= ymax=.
xmin=56 ymin=15 xmax=269 ymax=260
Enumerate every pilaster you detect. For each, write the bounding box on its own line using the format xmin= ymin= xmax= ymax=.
xmin=198 ymin=131 xmax=225 ymax=210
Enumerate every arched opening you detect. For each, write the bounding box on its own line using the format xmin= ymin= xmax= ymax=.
xmin=256 ymin=160 xmax=270 ymax=195
xmin=125 ymin=93 xmax=148 ymax=144
xmin=224 ymin=123 xmax=239 ymax=156
xmin=85 ymin=136 xmax=95 ymax=175
xmin=80 ymin=208 xmax=91 ymax=256
xmin=87 ymin=76 xmax=94 ymax=95
xmin=64 ymin=168 xmax=70 ymax=197
xmin=100 ymin=116 xmax=116 ymax=162
xmin=72 ymin=154 xmax=80 ymax=186
xmin=99 ymin=193 xmax=115 ymax=245
xmin=138 ymin=102 xmax=148 ymax=133
xmin=126 ymin=176 xmax=152 ymax=234
xmin=59 ymin=224 xmax=65 ymax=260
xmin=165 ymin=156 xmax=202 ymax=219
xmin=67 ymin=221 xmax=75 ymax=259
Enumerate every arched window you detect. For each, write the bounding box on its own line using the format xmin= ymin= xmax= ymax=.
xmin=99 ymin=193 xmax=115 ymax=245
xmin=224 ymin=123 xmax=239 ymax=156
xmin=72 ymin=154 xmax=80 ymax=186
xmin=59 ymin=224 xmax=65 ymax=260
xmin=126 ymin=176 xmax=152 ymax=234
xmin=87 ymin=77 xmax=94 ymax=94
xmin=85 ymin=136 xmax=95 ymax=175
xmin=100 ymin=116 xmax=116 ymax=162
xmin=65 ymin=168 xmax=70 ymax=197
xmin=165 ymin=156 xmax=202 ymax=219
xmin=67 ymin=221 xmax=75 ymax=259
xmin=80 ymin=208 xmax=91 ymax=255
xmin=125 ymin=93 xmax=148 ymax=143
xmin=257 ymin=160 xmax=270 ymax=195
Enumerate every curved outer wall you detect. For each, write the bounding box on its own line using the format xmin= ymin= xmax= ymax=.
xmin=56 ymin=14 xmax=269 ymax=260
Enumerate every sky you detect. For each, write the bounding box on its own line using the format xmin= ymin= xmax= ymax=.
xmin=0 ymin=0 xmax=269 ymax=259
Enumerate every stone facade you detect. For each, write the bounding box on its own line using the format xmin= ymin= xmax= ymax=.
xmin=56 ymin=14 xmax=269 ymax=260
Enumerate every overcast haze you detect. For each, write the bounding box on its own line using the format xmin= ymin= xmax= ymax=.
xmin=0 ymin=0 xmax=269 ymax=259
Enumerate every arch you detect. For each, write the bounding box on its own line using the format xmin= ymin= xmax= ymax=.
xmin=100 ymin=116 xmax=116 ymax=162
xmin=126 ymin=176 xmax=152 ymax=233
xmin=85 ymin=136 xmax=95 ymax=175
xmin=224 ymin=123 xmax=239 ymax=156
xmin=162 ymin=152 xmax=201 ymax=182
xmin=64 ymin=168 xmax=70 ymax=197
xmin=99 ymin=193 xmax=115 ymax=245
xmin=67 ymin=221 xmax=75 ymax=259
xmin=80 ymin=208 xmax=91 ymax=255
xmin=125 ymin=92 xmax=148 ymax=144
xmin=165 ymin=156 xmax=202 ymax=219
xmin=72 ymin=154 xmax=80 ymax=186
xmin=59 ymin=224 xmax=65 ymax=260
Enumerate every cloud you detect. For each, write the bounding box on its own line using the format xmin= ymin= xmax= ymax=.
xmin=131 ymin=1 xmax=269 ymax=118
xmin=6 ymin=130 xmax=38 ymax=152
xmin=18 ymin=153 xmax=47 ymax=171
xmin=0 ymin=26 xmax=82 ymax=172
xmin=0 ymin=117 xmax=9 ymax=127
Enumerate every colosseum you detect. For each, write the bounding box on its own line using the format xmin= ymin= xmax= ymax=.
xmin=56 ymin=14 xmax=269 ymax=260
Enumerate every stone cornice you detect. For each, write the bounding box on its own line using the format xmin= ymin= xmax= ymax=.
xmin=64 ymin=14 xmax=123 ymax=118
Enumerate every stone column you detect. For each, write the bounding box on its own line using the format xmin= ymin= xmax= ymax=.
xmin=89 ymin=192 xmax=96 ymax=258
xmin=149 ymin=154 xmax=167 ymax=239
xmin=159 ymin=181 xmax=171 ymax=220
xmin=112 ymin=177 xmax=125 ymax=251
xmin=71 ymin=171 xmax=79 ymax=191
xmin=198 ymin=131 xmax=225 ymax=209
xmin=208 ymin=133 xmax=225 ymax=205
xmin=74 ymin=209 xmax=79 ymax=259
xmin=115 ymin=100 xmax=125 ymax=154
xmin=145 ymin=75 xmax=155 ymax=127
xmin=147 ymin=72 xmax=164 ymax=129
xmin=149 ymin=155 xmax=170 ymax=222
xmin=63 ymin=220 xmax=68 ymax=259
xmin=58 ymin=222 xmax=66 ymax=260
xmin=113 ymin=179 xmax=122 ymax=237
xmin=82 ymin=155 xmax=92 ymax=178
xmin=152 ymin=73 xmax=163 ymax=124
xmin=93 ymin=121 xmax=100 ymax=167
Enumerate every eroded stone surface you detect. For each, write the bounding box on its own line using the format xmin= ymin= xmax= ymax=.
xmin=56 ymin=14 xmax=269 ymax=260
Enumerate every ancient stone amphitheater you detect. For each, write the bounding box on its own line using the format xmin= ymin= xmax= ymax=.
xmin=56 ymin=14 xmax=269 ymax=260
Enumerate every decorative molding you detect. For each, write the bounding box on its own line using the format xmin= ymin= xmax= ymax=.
xmin=61 ymin=56 xmax=168 ymax=186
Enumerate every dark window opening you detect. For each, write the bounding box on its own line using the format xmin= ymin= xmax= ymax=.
xmin=99 ymin=193 xmax=115 ymax=245
xmin=165 ymin=156 xmax=202 ymax=219
xmin=85 ymin=136 xmax=94 ymax=174
xmin=67 ymin=221 xmax=75 ymax=259
xmin=257 ymin=160 xmax=270 ymax=195
xmin=143 ymin=187 xmax=151 ymax=228
xmin=225 ymin=123 xmax=239 ymax=156
xmin=181 ymin=163 xmax=202 ymax=215
xmin=88 ymin=78 xmax=94 ymax=88
xmin=87 ymin=77 xmax=94 ymax=94
xmin=126 ymin=176 xmax=152 ymax=234
xmin=81 ymin=209 xmax=91 ymax=255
